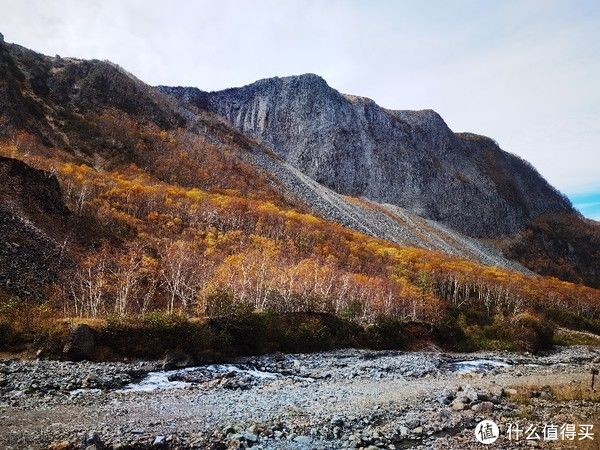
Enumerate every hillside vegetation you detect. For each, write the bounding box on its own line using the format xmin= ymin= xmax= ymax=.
xmin=1 ymin=135 xmax=599 ymax=356
xmin=505 ymin=213 xmax=600 ymax=288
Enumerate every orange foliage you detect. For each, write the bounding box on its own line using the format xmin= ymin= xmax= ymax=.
xmin=2 ymin=135 xmax=599 ymax=324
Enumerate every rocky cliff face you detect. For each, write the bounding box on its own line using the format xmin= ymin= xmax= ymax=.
xmin=160 ymin=75 xmax=574 ymax=237
xmin=0 ymin=39 xmax=528 ymax=272
xmin=0 ymin=157 xmax=74 ymax=298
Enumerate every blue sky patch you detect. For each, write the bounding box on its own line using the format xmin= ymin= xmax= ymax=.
xmin=568 ymin=191 xmax=600 ymax=221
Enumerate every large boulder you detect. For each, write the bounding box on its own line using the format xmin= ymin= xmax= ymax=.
xmin=79 ymin=432 xmax=106 ymax=450
xmin=63 ymin=324 xmax=96 ymax=361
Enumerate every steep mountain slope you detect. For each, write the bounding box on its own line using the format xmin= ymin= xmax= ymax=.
xmin=0 ymin=37 xmax=522 ymax=271
xmin=504 ymin=214 xmax=600 ymax=288
xmin=0 ymin=38 xmax=296 ymax=202
xmin=0 ymin=39 xmax=184 ymax=154
xmin=242 ymin=147 xmax=525 ymax=269
xmin=160 ymin=75 xmax=573 ymax=238
xmin=0 ymin=156 xmax=103 ymax=299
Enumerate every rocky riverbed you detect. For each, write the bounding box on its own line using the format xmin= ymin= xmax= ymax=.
xmin=1 ymin=346 xmax=599 ymax=449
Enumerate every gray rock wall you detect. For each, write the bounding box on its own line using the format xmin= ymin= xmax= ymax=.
xmin=160 ymin=75 xmax=573 ymax=237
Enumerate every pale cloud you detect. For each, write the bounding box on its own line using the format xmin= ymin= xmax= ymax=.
xmin=0 ymin=0 xmax=599 ymax=193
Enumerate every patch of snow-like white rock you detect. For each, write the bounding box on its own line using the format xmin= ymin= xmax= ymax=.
xmin=247 ymin=148 xmax=527 ymax=272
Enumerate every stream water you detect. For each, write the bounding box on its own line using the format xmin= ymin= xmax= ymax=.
xmin=122 ymin=355 xmax=512 ymax=392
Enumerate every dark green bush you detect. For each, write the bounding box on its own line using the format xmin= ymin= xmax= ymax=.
xmin=0 ymin=301 xmax=560 ymax=359
xmin=364 ymin=316 xmax=408 ymax=350
xmin=545 ymin=308 xmax=600 ymax=335
xmin=204 ymin=289 xmax=239 ymax=316
xmin=99 ymin=314 xmax=223 ymax=360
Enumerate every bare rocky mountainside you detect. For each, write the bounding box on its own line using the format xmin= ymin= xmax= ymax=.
xmin=159 ymin=74 xmax=574 ymax=238
xmin=0 ymin=156 xmax=71 ymax=298
xmin=0 ymin=156 xmax=104 ymax=299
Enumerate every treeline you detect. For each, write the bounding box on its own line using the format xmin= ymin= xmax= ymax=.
xmin=2 ymin=135 xmax=600 ymax=336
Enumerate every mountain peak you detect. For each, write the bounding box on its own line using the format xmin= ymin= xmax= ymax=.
xmin=252 ymin=73 xmax=328 ymax=86
xmin=161 ymin=74 xmax=573 ymax=237
xmin=215 ymin=73 xmax=333 ymax=99
xmin=281 ymin=72 xmax=328 ymax=84
xmin=391 ymin=108 xmax=450 ymax=134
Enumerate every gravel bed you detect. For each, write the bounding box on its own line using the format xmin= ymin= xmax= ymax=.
xmin=0 ymin=346 xmax=598 ymax=449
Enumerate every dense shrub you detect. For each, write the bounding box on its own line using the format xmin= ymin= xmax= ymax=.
xmin=0 ymin=320 xmax=21 ymax=349
xmin=545 ymin=308 xmax=600 ymax=335
xmin=0 ymin=304 xmax=563 ymax=358
xmin=276 ymin=313 xmax=364 ymax=353
xmin=511 ymin=312 xmax=554 ymax=353
xmin=432 ymin=309 xmax=554 ymax=353
xmin=0 ymin=295 xmax=64 ymax=352
xmin=363 ymin=317 xmax=412 ymax=350
xmin=97 ymin=314 xmax=220 ymax=360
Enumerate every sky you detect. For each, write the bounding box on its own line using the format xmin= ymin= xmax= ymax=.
xmin=1 ymin=0 xmax=599 ymax=219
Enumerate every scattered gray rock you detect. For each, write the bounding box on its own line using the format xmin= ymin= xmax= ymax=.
xmin=471 ymin=401 xmax=494 ymax=413
xmin=162 ymin=351 xmax=192 ymax=370
xmin=450 ymin=399 xmax=466 ymax=411
xmin=79 ymin=432 xmax=105 ymax=450
xmin=1 ymin=346 xmax=598 ymax=449
xmin=152 ymin=435 xmax=166 ymax=448
xmin=242 ymin=431 xmax=259 ymax=443
xmin=294 ymin=436 xmax=312 ymax=445
xmin=437 ymin=387 xmax=454 ymax=404
xmin=456 ymin=384 xmax=478 ymax=403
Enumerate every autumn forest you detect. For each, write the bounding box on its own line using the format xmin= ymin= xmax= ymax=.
xmin=1 ymin=121 xmax=599 ymax=355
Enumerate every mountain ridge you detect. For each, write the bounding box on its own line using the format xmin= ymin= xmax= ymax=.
xmin=159 ymin=74 xmax=574 ymax=238
xmin=0 ymin=35 xmax=599 ymax=364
